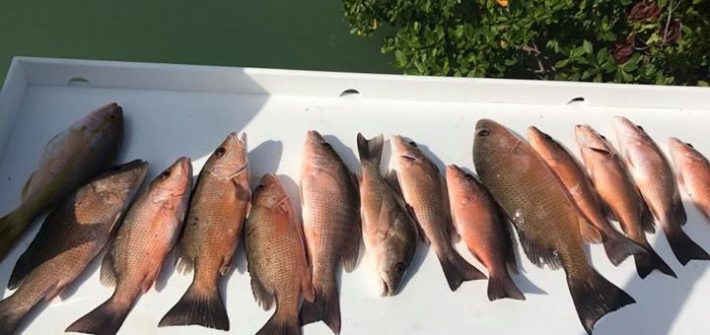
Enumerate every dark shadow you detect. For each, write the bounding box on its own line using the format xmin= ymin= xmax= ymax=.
xmin=511 ymin=271 xmax=547 ymax=296
xmin=248 ymin=140 xmax=284 ymax=188
xmin=395 ymin=241 xmax=430 ymax=295
xmin=323 ymin=134 xmax=360 ymax=176
xmin=595 ymin=200 xmax=709 ymax=335
xmin=154 ymin=251 xmax=177 ymax=292
xmin=278 ymin=174 xmax=302 ymax=225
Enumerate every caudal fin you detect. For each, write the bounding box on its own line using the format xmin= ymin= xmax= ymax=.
xmin=299 ymin=284 xmax=340 ymax=334
xmin=158 ymin=281 xmax=229 ymax=330
xmin=65 ymin=297 xmax=132 ymax=335
xmin=634 ymin=245 xmax=676 ymax=279
xmin=439 ymin=251 xmax=486 ymax=291
xmin=256 ymin=310 xmax=300 ymax=335
xmin=665 ymin=228 xmax=710 ymax=265
xmin=0 ymin=295 xmax=33 ymax=335
xmin=356 ymin=133 xmax=384 ymax=166
xmin=567 ymin=270 xmax=635 ymax=334
xmin=0 ymin=211 xmax=27 ymax=263
xmin=487 ymin=271 xmax=525 ymax=301
xmin=602 ymin=231 xmax=647 ymax=266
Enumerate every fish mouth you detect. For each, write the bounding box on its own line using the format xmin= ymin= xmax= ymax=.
xmin=380 ymin=279 xmax=392 ymax=297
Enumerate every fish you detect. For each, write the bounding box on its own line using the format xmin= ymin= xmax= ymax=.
xmin=391 ymin=135 xmax=485 ymax=291
xmin=298 ymin=131 xmax=360 ymax=334
xmin=356 ymin=134 xmax=418 ymax=296
xmin=66 ymin=157 xmax=193 ymax=335
xmin=474 ymin=119 xmax=634 ymax=335
xmin=445 ymin=165 xmax=524 ymax=301
xmin=613 ymin=116 xmax=709 ymax=265
xmin=0 ymin=103 xmax=124 ymax=262
xmin=245 ymin=174 xmax=315 ymax=335
xmin=575 ymin=125 xmax=676 ymax=278
xmin=0 ymin=160 xmax=148 ymax=335
xmin=668 ymin=137 xmax=710 ymax=222
xmin=527 ymin=126 xmax=646 ymax=266
xmin=159 ymin=133 xmax=250 ymax=331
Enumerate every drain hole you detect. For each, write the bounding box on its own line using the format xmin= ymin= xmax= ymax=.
xmin=340 ymin=89 xmax=361 ymax=98
xmin=67 ymin=77 xmax=91 ymax=87
xmin=567 ymin=96 xmax=586 ymax=105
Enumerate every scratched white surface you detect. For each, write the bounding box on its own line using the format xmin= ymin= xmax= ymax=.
xmin=0 ymin=58 xmax=707 ymax=335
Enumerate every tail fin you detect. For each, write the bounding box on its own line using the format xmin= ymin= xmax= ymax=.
xmin=256 ymin=310 xmax=300 ymax=335
xmin=0 ymin=295 xmax=33 ymax=335
xmin=602 ymin=231 xmax=646 ymax=266
xmin=158 ymin=281 xmax=229 ymax=330
xmin=0 ymin=211 xmax=28 ymax=263
xmin=567 ymin=270 xmax=635 ymax=335
xmin=65 ymin=296 xmax=132 ymax=335
xmin=356 ymin=133 xmax=384 ymax=166
xmin=299 ymin=284 xmax=341 ymax=334
xmin=487 ymin=271 xmax=525 ymax=301
xmin=438 ymin=251 xmax=486 ymax=291
xmin=665 ymin=227 xmax=709 ymax=265
xmin=634 ymin=245 xmax=676 ymax=279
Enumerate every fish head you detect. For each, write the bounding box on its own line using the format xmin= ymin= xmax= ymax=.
xmin=303 ymin=130 xmax=339 ymax=168
xmin=668 ymin=137 xmax=702 ymax=165
xmin=150 ymin=157 xmax=193 ymax=201
xmin=92 ymin=159 xmax=150 ymax=194
xmin=390 ymin=135 xmax=430 ymax=172
xmin=574 ymin=124 xmax=614 ymax=157
xmin=527 ymin=126 xmax=566 ymax=162
xmin=253 ymin=174 xmax=290 ymax=211
xmin=82 ymin=102 xmax=124 ymax=136
xmin=613 ymin=116 xmax=653 ymax=148
xmin=376 ymin=244 xmax=414 ymax=296
xmin=205 ymin=132 xmax=248 ymax=179
xmin=445 ymin=165 xmax=476 ymax=195
xmin=473 ymin=119 xmax=526 ymax=173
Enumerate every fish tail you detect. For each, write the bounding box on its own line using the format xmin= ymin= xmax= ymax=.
xmin=299 ymin=283 xmax=341 ymax=334
xmin=0 ymin=211 xmax=28 ymax=263
xmin=665 ymin=227 xmax=709 ymax=265
xmin=567 ymin=269 xmax=635 ymax=335
xmin=0 ymin=294 xmax=33 ymax=335
xmin=634 ymin=245 xmax=676 ymax=279
xmin=356 ymin=133 xmax=384 ymax=166
xmin=158 ymin=279 xmax=229 ymax=330
xmin=256 ymin=308 xmax=300 ymax=335
xmin=487 ymin=271 xmax=525 ymax=301
xmin=438 ymin=251 xmax=486 ymax=291
xmin=65 ymin=295 xmax=132 ymax=335
xmin=602 ymin=230 xmax=647 ymax=266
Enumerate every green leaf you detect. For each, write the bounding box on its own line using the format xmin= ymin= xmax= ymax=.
xmin=555 ymin=59 xmax=569 ymax=68
xmin=583 ymin=40 xmax=593 ymax=54
xmin=698 ymin=81 xmax=709 ymax=87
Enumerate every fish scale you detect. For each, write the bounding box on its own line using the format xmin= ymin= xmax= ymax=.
xmin=160 ymin=133 xmax=250 ymax=331
xmin=0 ymin=160 xmax=148 ymax=335
xmin=246 ymin=174 xmax=314 ymax=335
xmin=474 ymin=119 xmax=634 ymax=335
xmin=66 ymin=157 xmax=192 ymax=335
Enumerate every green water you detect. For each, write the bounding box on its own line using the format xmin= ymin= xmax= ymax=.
xmin=0 ymin=0 xmax=395 ymax=84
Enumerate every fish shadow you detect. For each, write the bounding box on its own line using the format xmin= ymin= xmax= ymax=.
xmin=154 ymin=251 xmax=178 ymax=292
xmin=395 ymin=241 xmax=430 ymax=295
xmin=249 ymin=140 xmax=284 ymax=187
xmin=323 ymin=134 xmax=360 ymax=178
xmin=596 ymin=200 xmax=709 ymax=335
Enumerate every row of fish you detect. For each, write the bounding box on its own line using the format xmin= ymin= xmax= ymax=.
xmin=0 ymin=103 xmax=707 ymax=335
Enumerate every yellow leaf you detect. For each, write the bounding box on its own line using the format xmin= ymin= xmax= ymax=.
xmin=497 ymin=0 xmax=509 ymax=7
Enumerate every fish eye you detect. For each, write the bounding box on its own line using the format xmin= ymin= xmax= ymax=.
xmin=394 ymin=262 xmax=406 ymax=275
xmin=478 ymin=129 xmax=490 ymax=137
xmin=686 ymin=143 xmax=694 ymax=149
xmin=322 ymin=142 xmax=333 ymax=149
xmin=214 ymin=147 xmax=227 ymax=158
xmin=600 ymin=135 xmax=607 ymax=140
xmin=255 ymin=184 xmax=265 ymax=192
xmin=543 ymin=133 xmax=552 ymax=141
xmin=636 ymin=125 xmax=644 ymax=131
xmin=159 ymin=171 xmax=171 ymax=180
xmin=408 ymin=141 xmax=418 ymax=147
